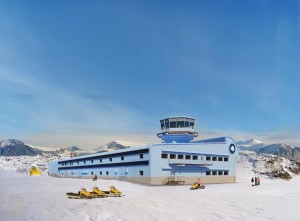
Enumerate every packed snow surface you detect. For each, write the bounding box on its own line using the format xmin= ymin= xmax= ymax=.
xmin=1 ymin=159 xmax=300 ymax=221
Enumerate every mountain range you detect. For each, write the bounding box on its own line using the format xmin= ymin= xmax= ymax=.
xmin=237 ymin=139 xmax=300 ymax=161
xmin=0 ymin=139 xmax=132 ymax=157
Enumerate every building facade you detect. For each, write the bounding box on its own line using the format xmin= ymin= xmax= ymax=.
xmin=48 ymin=117 xmax=238 ymax=185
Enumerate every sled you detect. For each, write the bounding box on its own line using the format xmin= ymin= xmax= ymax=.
xmin=66 ymin=188 xmax=93 ymax=199
xmin=90 ymin=187 xmax=107 ymax=198
xmin=103 ymin=186 xmax=124 ymax=197
xmin=190 ymin=183 xmax=205 ymax=190
xmin=30 ymin=166 xmax=42 ymax=176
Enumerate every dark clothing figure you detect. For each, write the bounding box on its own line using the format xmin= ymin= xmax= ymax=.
xmin=257 ymin=177 xmax=260 ymax=185
xmin=93 ymin=175 xmax=97 ymax=181
xmin=251 ymin=177 xmax=254 ymax=186
xmin=255 ymin=177 xmax=258 ymax=186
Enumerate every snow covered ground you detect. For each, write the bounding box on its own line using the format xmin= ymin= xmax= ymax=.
xmin=0 ymin=160 xmax=299 ymax=221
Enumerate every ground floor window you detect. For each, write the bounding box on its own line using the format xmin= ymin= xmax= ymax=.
xmin=206 ymin=171 xmax=211 ymax=175
xmin=91 ymin=171 xmax=93 ymax=175
xmin=218 ymin=171 xmax=223 ymax=175
xmin=139 ymin=170 xmax=144 ymax=176
xmin=106 ymin=171 xmax=109 ymax=175
xmin=224 ymin=171 xmax=229 ymax=176
xmin=100 ymin=171 xmax=102 ymax=175
xmin=212 ymin=171 xmax=217 ymax=175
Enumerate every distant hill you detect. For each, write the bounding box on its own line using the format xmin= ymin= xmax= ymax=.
xmin=237 ymin=139 xmax=300 ymax=161
xmin=94 ymin=140 xmax=132 ymax=153
xmin=0 ymin=139 xmax=41 ymax=156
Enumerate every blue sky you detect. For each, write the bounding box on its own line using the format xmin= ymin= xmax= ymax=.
xmin=0 ymin=0 xmax=300 ymax=147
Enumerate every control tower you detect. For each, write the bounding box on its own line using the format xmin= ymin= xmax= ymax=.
xmin=157 ymin=116 xmax=198 ymax=143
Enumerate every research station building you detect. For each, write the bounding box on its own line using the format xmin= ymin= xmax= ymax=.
xmin=48 ymin=116 xmax=239 ymax=185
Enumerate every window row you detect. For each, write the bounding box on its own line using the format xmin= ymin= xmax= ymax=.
xmin=61 ymin=154 xmax=144 ymax=166
xmin=161 ymin=153 xmax=228 ymax=162
xmin=61 ymin=170 xmax=144 ymax=176
xmin=206 ymin=171 xmax=229 ymax=176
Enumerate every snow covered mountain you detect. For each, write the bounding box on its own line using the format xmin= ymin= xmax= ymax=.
xmin=239 ymin=151 xmax=300 ymax=179
xmin=237 ymin=139 xmax=300 ymax=161
xmin=237 ymin=139 xmax=265 ymax=152
xmin=0 ymin=139 xmax=42 ymax=156
xmin=94 ymin=140 xmax=132 ymax=153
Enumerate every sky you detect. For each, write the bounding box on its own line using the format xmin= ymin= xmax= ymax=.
xmin=0 ymin=0 xmax=300 ymax=148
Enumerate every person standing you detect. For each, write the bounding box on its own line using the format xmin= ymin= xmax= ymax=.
xmin=251 ymin=177 xmax=254 ymax=186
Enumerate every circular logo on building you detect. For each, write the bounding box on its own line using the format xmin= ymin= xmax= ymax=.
xmin=229 ymin=144 xmax=236 ymax=154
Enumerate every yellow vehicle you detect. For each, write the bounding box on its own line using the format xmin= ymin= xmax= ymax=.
xmin=66 ymin=188 xmax=93 ymax=199
xmin=29 ymin=166 xmax=42 ymax=176
xmin=103 ymin=186 xmax=123 ymax=197
xmin=90 ymin=187 xmax=107 ymax=198
xmin=190 ymin=182 xmax=205 ymax=190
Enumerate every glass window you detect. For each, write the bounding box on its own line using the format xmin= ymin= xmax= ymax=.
xmin=161 ymin=153 xmax=168 ymax=159
xmin=100 ymin=171 xmax=102 ymax=175
xmin=160 ymin=120 xmax=164 ymax=130
xmin=224 ymin=171 xmax=229 ymax=176
xmin=218 ymin=157 xmax=223 ymax=161
xmin=192 ymin=155 xmax=198 ymax=160
xmin=184 ymin=121 xmax=190 ymax=127
xmin=212 ymin=171 xmax=217 ymax=175
xmin=165 ymin=119 xmax=169 ymax=129
xmin=91 ymin=160 xmax=93 ymax=163
xmin=77 ymin=162 xmax=79 ymax=165
xmin=110 ymin=158 xmax=112 ymax=162
xmin=185 ymin=155 xmax=191 ymax=160
xmin=206 ymin=171 xmax=211 ymax=175
xmin=140 ymin=154 xmax=144 ymax=159
xmin=170 ymin=154 xmax=176 ymax=159
xmin=178 ymin=155 xmax=183 ymax=159
xmin=212 ymin=157 xmax=217 ymax=161
xmin=106 ymin=171 xmax=109 ymax=175
xmin=224 ymin=157 xmax=229 ymax=162
xmin=139 ymin=171 xmax=144 ymax=176
xmin=170 ymin=121 xmax=176 ymax=128
xmin=100 ymin=159 xmax=102 ymax=163
xmin=206 ymin=156 xmax=211 ymax=161
xmin=121 ymin=156 xmax=124 ymax=160
xmin=190 ymin=122 xmax=194 ymax=128
xmin=218 ymin=171 xmax=223 ymax=175
xmin=177 ymin=121 xmax=184 ymax=128
xmin=84 ymin=161 xmax=86 ymax=164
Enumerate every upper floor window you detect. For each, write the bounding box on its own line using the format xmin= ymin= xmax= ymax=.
xmin=161 ymin=153 xmax=168 ymax=159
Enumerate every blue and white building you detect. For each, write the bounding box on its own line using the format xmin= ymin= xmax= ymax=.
xmin=48 ymin=116 xmax=239 ymax=185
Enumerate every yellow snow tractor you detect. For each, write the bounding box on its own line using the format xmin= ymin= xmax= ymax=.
xmin=90 ymin=187 xmax=107 ymax=198
xmin=29 ymin=166 xmax=42 ymax=176
xmin=66 ymin=188 xmax=94 ymax=199
xmin=190 ymin=182 xmax=205 ymax=190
